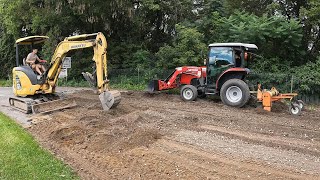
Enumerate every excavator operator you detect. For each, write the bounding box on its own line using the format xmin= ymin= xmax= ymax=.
xmin=26 ymin=48 xmax=47 ymax=75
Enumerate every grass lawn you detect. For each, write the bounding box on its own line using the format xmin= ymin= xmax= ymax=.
xmin=0 ymin=113 xmax=79 ymax=179
xmin=0 ymin=79 xmax=11 ymax=87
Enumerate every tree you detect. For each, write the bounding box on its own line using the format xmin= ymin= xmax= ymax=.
xmin=0 ymin=0 xmax=319 ymax=90
xmin=293 ymin=57 xmax=320 ymax=93
xmin=0 ymin=27 xmax=15 ymax=79
xmin=156 ymin=24 xmax=206 ymax=68
xmin=224 ymin=0 xmax=273 ymax=16
xmin=203 ymin=11 xmax=304 ymax=69
xmin=300 ymin=0 xmax=320 ymax=60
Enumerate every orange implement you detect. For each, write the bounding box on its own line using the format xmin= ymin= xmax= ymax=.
xmin=257 ymin=84 xmax=299 ymax=113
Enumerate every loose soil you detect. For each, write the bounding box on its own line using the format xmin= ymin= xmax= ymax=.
xmin=28 ymin=90 xmax=320 ymax=179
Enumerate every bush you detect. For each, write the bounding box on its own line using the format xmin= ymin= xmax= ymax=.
xmin=292 ymin=57 xmax=320 ymax=94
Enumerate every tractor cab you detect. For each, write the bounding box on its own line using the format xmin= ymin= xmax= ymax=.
xmin=206 ymin=43 xmax=258 ymax=86
xmin=199 ymin=43 xmax=258 ymax=107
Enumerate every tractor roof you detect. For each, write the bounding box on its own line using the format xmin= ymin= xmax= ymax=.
xmin=16 ymin=36 xmax=49 ymax=45
xmin=209 ymin=43 xmax=258 ymax=50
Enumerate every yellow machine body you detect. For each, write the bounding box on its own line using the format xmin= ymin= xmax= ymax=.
xmin=12 ymin=68 xmax=42 ymax=96
xmin=11 ymin=32 xmax=121 ymax=113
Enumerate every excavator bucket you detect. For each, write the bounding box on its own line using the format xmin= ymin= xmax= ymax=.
xmin=99 ymin=90 xmax=121 ymax=111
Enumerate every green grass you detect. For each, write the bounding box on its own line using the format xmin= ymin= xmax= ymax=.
xmin=111 ymin=83 xmax=146 ymax=91
xmin=57 ymin=78 xmax=148 ymax=91
xmin=0 ymin=79 xmax=12 ymax=87
xmin=57 ymin=78 xmax=90 ymax=87
xmin=110 ymin=76 xmax=149 ymax=91
xmin=0 ymin=113 xmax=79 ymax=180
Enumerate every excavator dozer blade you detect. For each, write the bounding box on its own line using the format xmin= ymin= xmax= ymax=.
xmin=32 ymin=98 xmax=78 ymax=114
xmin=9 ymin=97 xmax=78 ymax=114
xmin=99 ymin=90 xmax=121 ymax=111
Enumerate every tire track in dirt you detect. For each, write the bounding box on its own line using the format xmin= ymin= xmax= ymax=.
xmin=198 ymin=125 xmax=320 ymax=156
xmin=121 ymin=148 xmax=221 ymax=179
xmin=171 ymin=130 xmax=320 ymax=176
xmin=139 ymin=106 xmax=320 ymax=144
xmin=125 ymin=94 xmax=320 ymax=144
xmin=154 ymin=139 xmax=318 ymax=179
xmin=51 ymin=147 xmax=113 ymax=180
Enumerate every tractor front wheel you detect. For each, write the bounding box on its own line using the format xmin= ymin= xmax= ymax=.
xmin=220 ymin=79 xmax=250 ymax=107
xmin=180 ymin=85 xmax=198 ymax=101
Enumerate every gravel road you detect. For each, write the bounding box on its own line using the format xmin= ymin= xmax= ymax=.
xmin=0 ymin=87 xmax=90 ymax=127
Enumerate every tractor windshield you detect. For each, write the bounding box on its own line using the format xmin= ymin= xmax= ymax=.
xmin=208 ymin=47 xmax=233 ymax=66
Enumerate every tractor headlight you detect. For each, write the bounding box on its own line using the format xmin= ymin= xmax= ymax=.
xmin=15 ymin=75 xmax=22 ymax=90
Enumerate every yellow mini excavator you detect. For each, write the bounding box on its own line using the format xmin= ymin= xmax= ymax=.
xmin=10 ymin=32 xmax=121 ymax=114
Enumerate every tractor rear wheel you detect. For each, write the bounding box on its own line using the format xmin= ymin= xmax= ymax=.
xmin=180 ymin=85 xmax=198 ymax=101
xmin=220 ymin=79 xmax=250 ymax=107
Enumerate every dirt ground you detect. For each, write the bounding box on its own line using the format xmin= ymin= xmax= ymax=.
xmin=28 ymin=90 xmax=320 ymax=180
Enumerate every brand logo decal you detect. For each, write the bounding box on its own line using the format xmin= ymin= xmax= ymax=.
xmin=71 ymin=44 xmax=86 ymax=49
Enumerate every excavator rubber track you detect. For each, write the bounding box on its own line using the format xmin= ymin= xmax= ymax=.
xmin=9 ymin=97 xmax=33 ymax=114
xmin=9 ymin=96 xmax=78 ymax=114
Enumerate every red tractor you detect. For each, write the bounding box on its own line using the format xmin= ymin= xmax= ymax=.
xmin=148 ymin=43 xmax=258 ymax=107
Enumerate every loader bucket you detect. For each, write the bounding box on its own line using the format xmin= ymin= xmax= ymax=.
xmin=99 ymin=90 xmax=121 ymax=111
xmin=147 ymin=80 xmax=159 ymax=93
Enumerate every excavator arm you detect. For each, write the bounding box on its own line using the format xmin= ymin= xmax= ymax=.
xmin=45 ymin=33 xmax=107 ymax=93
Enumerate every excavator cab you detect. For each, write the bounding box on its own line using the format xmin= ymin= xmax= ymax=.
xmin=13 ymin=36 xmax=49 ymax=97
xmin=15 ymin=36 xmax=49 ymax=66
